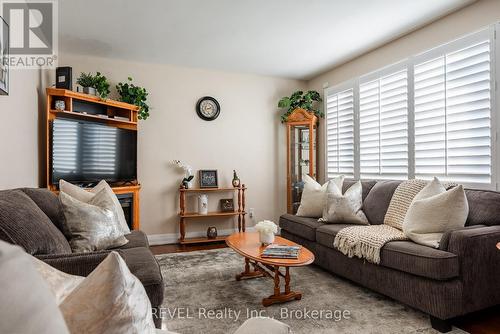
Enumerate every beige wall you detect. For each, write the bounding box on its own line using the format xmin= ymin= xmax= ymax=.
xmin=59 ymin=53 xmax=304 ymax=238
xmin=0 ymin=69 xmax=48 ymax=189
xmin=308 ymin=0 xmax=500 ymax=182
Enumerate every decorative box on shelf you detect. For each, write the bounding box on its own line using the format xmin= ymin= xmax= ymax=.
xmin=178 ymin=185 xmax=247 ymax=245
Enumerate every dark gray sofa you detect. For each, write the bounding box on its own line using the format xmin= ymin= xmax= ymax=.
xmin=279 ymin=180 xmax=500 ymax=333
xmin=0 ymin=188 xmax=164 ymax=328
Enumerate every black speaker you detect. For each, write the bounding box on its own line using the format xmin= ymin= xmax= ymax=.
xmin=56 ymin=66 xmax=72 ymax=90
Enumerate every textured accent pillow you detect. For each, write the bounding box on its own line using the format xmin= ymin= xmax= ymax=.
xmin=60 ymin=180 xmax=131 ymax=234
xmin=320 ymin=181 xmax=369 ymax=225
xmin=31 ymin=256 xmax=84 ymax=305
xmin=296 ymin=175 xmax=344 ymax=218
xmin=60 ymin=252 xmax=156 ymax=334
xmin=60 ymin=190 xmax=129 ymax=252
xmin=403 ymin=178 xmax=469 ymax=248
xmin=0 ymin=241 xmax=70 ymax=334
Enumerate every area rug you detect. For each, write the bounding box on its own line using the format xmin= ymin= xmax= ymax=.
xmin=156 ymin=248 xmax=467 ymax=334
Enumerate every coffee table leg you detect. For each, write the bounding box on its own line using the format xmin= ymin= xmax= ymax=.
xmin=236 ymin=258 xmax=264 ymax=281
xmin=262 ymin=266 xmax=302 ymax=307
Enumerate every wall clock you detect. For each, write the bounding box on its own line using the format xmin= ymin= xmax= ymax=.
xmin=196 ymin=96 xmax=220 ymax=121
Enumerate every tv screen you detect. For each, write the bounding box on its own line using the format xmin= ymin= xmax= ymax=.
xmin=51 ymin=118 xmax=137 ymax=185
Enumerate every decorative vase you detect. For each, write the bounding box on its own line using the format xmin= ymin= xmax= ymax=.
xmin=54 ymin=100 xmax=66 ymax=111
xmin=81 ymin=86 xmax=97 ymax=96
xmin=259 ymin=231 xmax=275 ymax=246
xmin=198 ymin=194 xmax=208 ymax=215
xmin=232 ymin=170 xmax=241 ymax=187
xmin=207 ymin=226 xmax=217 ymax=239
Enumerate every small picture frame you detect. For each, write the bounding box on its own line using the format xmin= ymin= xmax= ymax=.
xmin=199 ymin=170 xmax=218 ymax=188
xmin=220 ymin=198 xmax=234 ymax=212
xmin=0 ymin=16 xmax=9 ymax=96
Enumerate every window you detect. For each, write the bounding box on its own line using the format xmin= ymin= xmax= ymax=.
xmin=325 ymin=88 xmax=355 ymax=179
xmin=324 ymin=27 xmax=495 ymax=188
xmin=359 ymin=70 xmax=408 ymax=180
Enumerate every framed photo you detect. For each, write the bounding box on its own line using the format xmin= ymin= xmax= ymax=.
xmin=0 ymin=16 xmax=9 ymax=96
xmin=220 ymin=198 xmax=234 ymax=212
xmin=199 ymin=170 xmax=218 ymax=188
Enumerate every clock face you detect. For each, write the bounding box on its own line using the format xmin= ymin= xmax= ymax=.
xmin=196 ymin=96 xmax=220 ymax=121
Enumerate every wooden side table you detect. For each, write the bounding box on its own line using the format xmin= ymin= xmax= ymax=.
xmin=178 ymin=185 xmax=246 ymax=245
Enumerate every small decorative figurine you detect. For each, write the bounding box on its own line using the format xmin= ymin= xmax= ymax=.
xmin=232 ymin=170 xmax=241 ymax=187
xmin=207 ymin=226 xmax=218 ymax=239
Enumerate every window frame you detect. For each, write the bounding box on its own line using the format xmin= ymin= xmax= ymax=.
xmin=323 ymin=25 xmax=497 ymax=190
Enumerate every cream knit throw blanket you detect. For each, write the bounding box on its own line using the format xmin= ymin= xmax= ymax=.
xmin=333 ymin=179 xmax=428 ymax=264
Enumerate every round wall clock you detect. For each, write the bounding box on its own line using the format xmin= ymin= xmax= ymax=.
xmin=196 ymin=96 xmax=220 ymax=121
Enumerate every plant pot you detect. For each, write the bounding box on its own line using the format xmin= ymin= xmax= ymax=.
xmin=82 ymin=87 xmax=97 ymax=96
xmin=259 ymin=231 xmax=275 ymax=246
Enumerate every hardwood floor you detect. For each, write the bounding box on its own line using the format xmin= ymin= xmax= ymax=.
xmin=151 ymin=243 xmax=500 ymax=334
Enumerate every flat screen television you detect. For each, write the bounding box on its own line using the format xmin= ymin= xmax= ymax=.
xmin=51 ymin=118 xmax=137 ymax=186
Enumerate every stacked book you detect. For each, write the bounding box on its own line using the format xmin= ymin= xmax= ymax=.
xmin=261 ymin=244 xmax=301 ymax=259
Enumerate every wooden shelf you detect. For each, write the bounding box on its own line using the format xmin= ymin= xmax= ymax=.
xmin=180 ymin=211 xmax=246 ymax=218
xmin=47 ymin=88 xmax=139 ymax=111
xmin=180 ymin=187 xmax=246 ymax=192
xmin=179 ymin=236 xmax=227 ymax=245
xmin=50 ymin=110 xmax=137 ymax=128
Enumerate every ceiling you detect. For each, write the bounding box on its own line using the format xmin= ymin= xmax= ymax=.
xmin=59 ymin=0 xmax=476 ymax=80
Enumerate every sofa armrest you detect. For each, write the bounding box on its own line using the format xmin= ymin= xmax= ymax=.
xmin=446 ymin=225 xmax=500 ymax=312
xmin=36 ymin=250 xmax=111 ymax=277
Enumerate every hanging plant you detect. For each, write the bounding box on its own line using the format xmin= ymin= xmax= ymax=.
xmin=277 ymin=90 xmax=323 ymax=123
xmin=116 ymin=77 xmax=150 ymax=120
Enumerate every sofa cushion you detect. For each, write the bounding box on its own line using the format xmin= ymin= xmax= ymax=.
xmin=0 ymin=190 xmax=71 ymax=255
xmin=279 ymin=214 xmax=324 ymax=241
xmin=363 ymin=180 xmax=401 ymax=225
xmin=464 ymin=189 xmax=500 ymax=226
xmin=112 ymin=230 xmax=149 ymax=249
xmin=381 ymin=241 xmax=459 ymax=280
xmin=116 ymin=247 xmax=164 ymax=307
xmin=316 ymin=224 xmax=459 ymax=280
xmin=316 ymin=224 xmax=355 ymax=247
xmin=21 ymin=188 xmax=67 ymax=234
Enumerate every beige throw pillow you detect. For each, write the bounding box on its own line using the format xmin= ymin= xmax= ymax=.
xmin=60 ymin=180 xmax=131 ymax=234
xmin=403 ymin=177 xmax=469 ymax=248
xmin=320 ymin=181 xmax=369 ymax=225
xmin=60 ymin=190 xmax=129 ymax=252
xmin=31 ymin=256 xmax=84 ymax=305
xmin=296 ymin=174 xmax=344 ymax=218
xmin=0 ymin=241 xmax=70 ymax=334
xmin=60 ymin=252 xmax=156 ymax=334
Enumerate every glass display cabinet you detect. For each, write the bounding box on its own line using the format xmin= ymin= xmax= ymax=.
xmin=285 ymin=108 xmax=318 ymax=214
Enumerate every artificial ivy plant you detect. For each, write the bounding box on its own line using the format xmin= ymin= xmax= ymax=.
xmin=277 ymin=90 xmax=323 ymax=123
xmin=116 ymin=77 xmax=150 ymax=120
xmin=76 ymin=72 xmax=111 ymax=99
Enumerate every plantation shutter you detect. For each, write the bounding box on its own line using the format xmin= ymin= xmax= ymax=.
xmin=326 ymin=88 xmax=355 ymax=179
xmin=414 ymin=40 xmax=492 ymax=184
xmin=359 ymin=70 xmax=408 ymax=179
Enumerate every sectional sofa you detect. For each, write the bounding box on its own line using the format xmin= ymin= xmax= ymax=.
xmin=279 ymin=180 xmax=500 ymax=332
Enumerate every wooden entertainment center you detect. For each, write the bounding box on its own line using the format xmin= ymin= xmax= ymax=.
xmin=44 ymin=88 xmax=141 ymax=230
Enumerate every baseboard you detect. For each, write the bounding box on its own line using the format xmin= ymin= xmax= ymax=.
xmin=147 ymin=227 xmax=255 ymax=246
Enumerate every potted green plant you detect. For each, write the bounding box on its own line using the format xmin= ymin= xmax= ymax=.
xmin=277 ymin=90 xmax=323 ymax=123
xmin=76 ymin=72 xmax=110 ymax=99
xmin=116 ymin=77 xmax=150 ymax=120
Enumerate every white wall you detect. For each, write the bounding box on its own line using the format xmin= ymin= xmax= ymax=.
xmin=59 ymin=53 xmax=304 ymax=239
xmin=0 ymin=69 xmax=48 ymax=189
xmin=308 ymin=0 xmax=500 ymax=183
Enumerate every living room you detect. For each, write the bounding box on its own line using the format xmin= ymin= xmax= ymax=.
xmin=0 ymin=0 xmax=499 ymax=333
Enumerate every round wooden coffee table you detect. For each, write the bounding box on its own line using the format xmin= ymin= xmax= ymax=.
xmin=226 ymin=232 xmax=314 ymax=307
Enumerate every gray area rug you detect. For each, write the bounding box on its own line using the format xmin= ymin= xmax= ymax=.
xmin=156 ymin=248 xmax=467 ymax=334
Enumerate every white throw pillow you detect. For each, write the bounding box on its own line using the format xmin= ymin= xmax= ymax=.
xmin=320 ymin=180 xmax=369 ymax=225
xmin=60 ymin=252 xmax=156 ymax=334
xmin=0 ymin=241 xmax=70 ymax=334
xmin=60 ymin=180 xmax=131 ymax=234
xmin=403 ymin=177 xmax=469 ymax=248
xmin=31 ymin=256 xmax=84 ymax=305
xmin=296 ymin=174 xmax=344 ymax=218
xmin=60 ymin=190 xmax=129 ymax=252
xmin=233 ymin=317 xmax=291 ymax=334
